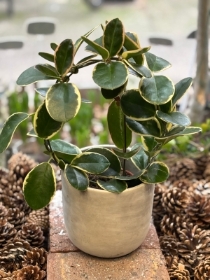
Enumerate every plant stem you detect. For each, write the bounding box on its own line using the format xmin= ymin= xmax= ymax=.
xmin=44 ymin=140 xmax=58 ymax=165
xmin=122 ymin=114 xmax=127 ymax=176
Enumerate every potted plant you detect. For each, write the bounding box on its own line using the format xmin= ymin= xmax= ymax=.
xmin=0 ymin=18 xmax=201 ymax=258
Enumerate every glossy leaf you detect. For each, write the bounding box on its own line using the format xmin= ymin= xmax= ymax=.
xmin=123 ymin=34 xmax=143 ymax=65
xmin=86 ymin=147 xmax=121 ymax=176
xmin=81 ymin=36 xmax=109 ymax=60
xmin=122 ymin=47 xmax=150 ymax=60
xmin=49 ymin=139 xmax=81 ymax=163
xmin=74 ymin=26 xmax=97 ymax=54
xmin=35 ymin=87 xmax=49 ymax=97
xmin=126 ymin=118 xmax=161 ymax=138
xmin=38 ymin=52 xmax=54 ymax=62
xmin=103 ymin=18 xmax=124 ymax=57
xmin=108 ymin=100 xmax=132 ymax=149
xmin=23 ymin=163 xmax=56 ymax=210
xmin=141 ymin=136 xmax=159 ymax=151
xmin=33 ymin=102 xmax=63 ymax=139
xmin=125 ymin=32 xmax=140 ymax=46
xmin=46 ymin=83 xmax=81 ymax=122
xmin=124 ymin=60 xmax=152 ymax=78
xmin=172 ymin=127 xmax=202 ymax=136
xmin=101 ymin=84 xmax=125 ymax=99
xmin=76 ymin=54 xmax=98 ymax=66
xmin=71 ymin=152 xmax=110 ymax=174
xmin=0 ymin=113 xmax=29 ymax=153
xmin=156 ymin=111 xmax=191 ymax=126
xmin=140 ymin=76 xmax=174 ymax=105
xmin=113 ymin=145 xmax=141 ymax=159
xmin=17 ymin=66 xmax=55 ymax=86
xmin=35 ymin=64 xmax=59 ymax=78
xmin=121 ymin=89 xmax=155 ymax=120
xmin=140 ymin=162 xmax=169 ymax=183
xmin=93 ymin=61 xmax=128 ymax=90
xmin=55 ymin=39 xmax=74 ymax=76
xmin=145 ymin=52 xmax=171 ymax=72
xmin=97 ymin=179 xmax=127 ymax=193
xmin=65 ymin=165 xmax=88 ymax=191
xmin=172 ymin=77 xmax=193 ymax=106
xmin=85 ymin=36 xmax=103 ymax=53
xmin=132 ymin=148 xmax=149 ymax=170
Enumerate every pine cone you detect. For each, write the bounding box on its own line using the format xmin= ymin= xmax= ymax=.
xmin=22 ymin=248 xmax=47 ymax=271
xmin=0 ymin=238 xmax=31 ymax=272
xmin=26 ymin=209 xmax=49 ymax=233
xmin=160 ymin=214 xmax=189 ymax=238
xmin=0 ymin=203 xmax=8 ymax=218
xmin=16 ymin=224 xmax=45 ymax=248
xmin=7 ymin=152 xmax=37 ymax=185
xmin=159 ymin=235 xmax=178 ymax=257
xmin=193 ymin=179 xmax=210 ymax=196
xmin=203 ymin=162 xmax=210 ymax=181
xmin=194 ymin=154 xmax=210 ymax=180
xmin=161 ymin=188 xmax=189 ymax=213
xmin=0 ymin=167 xmax=9 ymax=179
xmin=12 ymin=265 xmax=46 ymax=280
xmin=0 ymin=269 xmax=13 ymax=279
xmin=178 ymin=224 xmax=210 ymax=268
xmin=7 ymin=208 xmax=25 ymax=230
xmin=168 ymin=158 xmax=197 ymax=183
xmin=186 ymin=193 xmax=210 ymax=229
xmin=0 ymin=219 xmax=17 ymax=249
xmin=172 ymin=179 xmax=195 ymax=194
xmin=194 ymin=257 xmax=210 ymax=280
xmin=168 ymin=263 xmax=190 ymax=280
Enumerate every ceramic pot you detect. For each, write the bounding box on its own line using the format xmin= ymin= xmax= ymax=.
xmin=62 ymin=165 xmax=154 ymax=258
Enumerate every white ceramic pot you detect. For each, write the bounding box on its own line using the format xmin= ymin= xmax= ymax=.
xmin=61 ymin=173 xmax=154 ymax=258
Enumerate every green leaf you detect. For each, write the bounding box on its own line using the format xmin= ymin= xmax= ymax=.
xmin=125 ymin=32 xmax=140 ymax=46
xmin=35 ymin=87 xmax=49 ymax=97
xmin=74 ymin=26 xmax=98 ymax=54
xmin=121 ymin=89 xmax=155 ymax=120
xmin=172 ymin=77 xmax=193 ymax=106
xmin=113 ymin=145 xmax=141 ymax=159
xmin=38 ymin=52 xmax=54 ymax=62
xmin=159 ymin=100 xmax=172 ymax=113
xmin=140 ymin=76 xmax=174 ymax=105
xmin=124 ymin=33 xmax=143 ymax=65
xmin=126 ymin=118 xmax=161 ymax=138
xmin=156 ymin=111 xmax=191 ymax=126
xmin=108 ymin=100 xmax=132 ymax=149
xmin=103 ymin=18 xmax=124 ymax=57
xmin=97 ymin=179 xmax=127 ymax=193
xmin=140 ymin=162 xmax=169 ymax=183
xmin=65 ymin=165 xmax=88 ymax=191
xmin=172 ymin=127 xmax=202 ymax=136
xmin=33 ymin=102 xmax=63 ymax=139
xmin=124 ymin=60 xmax=152 ymax=78
xmin=55 ymin=39 xmax=74 ymax=76
xmin=71 ymin=152 xmax=110 ymax=174
xmin=85 ymin=36 xmax=103 ymax=53
xmin=0 ymin=113 xmax=29 ymax=153
xmin=35 ymin=64 xmax=59 ymax=78
xmin=93 ymin=61 xmax=128 ymax=90
xmin=46 ymin=83 xmax=81 ymax=122
xmin=49 ymin=140 xmax=81 ymax=163
xmin=86 ymin=147 xmax=121 ymax=176
xmin=17 ymin=66 xmax=55 ymax=86
xmin=114 ymin=170 xmax=143 ymax=180
xmin=101 ymin=84 xmax=125 ymax=99
xmin=141 ymin=136 xmax=159 ymax=151
xmin=81 ymin=36 xmax=109 ymax=60
xmin=132 ymin=148 xmax=149 ymax=170
xmin=51 ymin=43 xmax=58 ymax=51
xmin=76 ymin=54 xmax=98 ymax=66
xmin=122 ymin=47 xmax=150 ymax=60
xmin=23 ymin=163 xmax=56 ymax=210
xmin=145 ymin=52 xmax=171 ymax=72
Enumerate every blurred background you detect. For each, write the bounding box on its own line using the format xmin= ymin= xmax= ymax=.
xmin=0 ymin=0 xmax=209 ymax=163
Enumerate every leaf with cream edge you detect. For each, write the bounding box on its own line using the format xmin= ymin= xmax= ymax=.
xmin=97 ymin=179 xmax=127 ymax=193
xmin=46 ymin=83 xmax=81 ymax=122
xmin=156 ymin=111 xmax=191 ymax=126
xmin=55 ymin=39 xmax=74 ymax=77
xmin=71 ymin=152 xmax=110 ymax=174
xmin=65 ymin=165 xmax=88 ymax=191
xmin=145 ymin=52 xmax=171 ymax=72
xmin=35 ymin=64 xmax=59 ymax=79
xmin=81 ymin=36 xmax=109 ymax=60
xmin=103 ymin=18 xmax=124 ymax=57
xmin=0 ymin=113 xmax=29 ymax=153
xmin=33 ymin=102 xmax=63 ymax=139
xmin=140 ymin=162 xmax=169 ymax=183
xmin=23 ymin=163 xmax=56 ymax=210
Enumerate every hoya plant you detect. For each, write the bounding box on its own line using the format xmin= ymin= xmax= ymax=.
xmin=0 ymin=18 xmax=201 ymax=210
